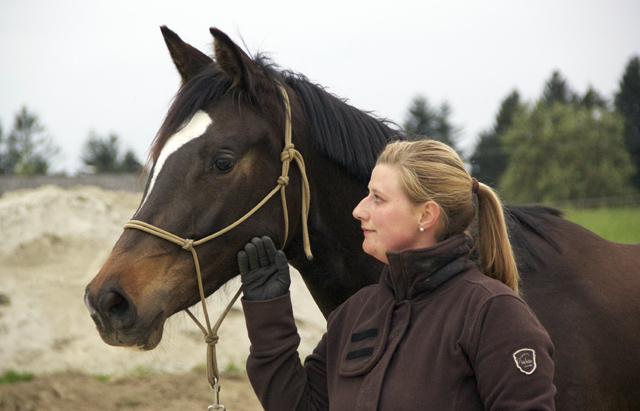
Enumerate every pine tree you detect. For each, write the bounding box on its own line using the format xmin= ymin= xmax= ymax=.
xmin=614 ymin=55 xmax=640 ymax=190
xmin=403 ymin=95 xmax=459 ymax=149
xmin=403 ymin=95 xmax=439 ymax=138
xmin=541 ymin=71 xmax=575 ymax=106
xmin=580 ymin=86 xmax=608 ymax=110
xmin=81 ymin=132 xmax=142 ymax=173
xmin=120 ymin=150 xmax=143 ymax=173
xmin=470 ymin=90 xmax=521 ymax=187
xmin=3 ymin=107 xmax=59 ymax=175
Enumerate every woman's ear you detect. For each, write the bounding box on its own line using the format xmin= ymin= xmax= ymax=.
xmin=419 ymin=201 xmax=441 ymax=231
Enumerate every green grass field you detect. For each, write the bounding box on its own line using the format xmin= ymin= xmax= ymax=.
xmin=562 ymin=206 xmax=640 ymax=244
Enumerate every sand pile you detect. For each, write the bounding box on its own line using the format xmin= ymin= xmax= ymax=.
xmin=0 ymin=185 xmax=325 ymax=377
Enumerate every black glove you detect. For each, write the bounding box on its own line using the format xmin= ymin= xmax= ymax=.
xmin=238 ymin=236 xmax=291 ymax=301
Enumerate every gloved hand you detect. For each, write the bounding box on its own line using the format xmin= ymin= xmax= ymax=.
xmin=238 ymin=236 xmax=291 ymax=301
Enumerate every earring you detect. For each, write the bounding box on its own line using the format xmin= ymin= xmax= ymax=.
xmin=419 ymin=226 xmax=425 ymax=232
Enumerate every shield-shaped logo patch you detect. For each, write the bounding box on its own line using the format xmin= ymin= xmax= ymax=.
xmin=513 ymin=348 xmax=537 ymax=375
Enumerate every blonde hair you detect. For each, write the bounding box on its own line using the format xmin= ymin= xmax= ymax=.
xmin=376 ymin=140 xmax=519 ymax=293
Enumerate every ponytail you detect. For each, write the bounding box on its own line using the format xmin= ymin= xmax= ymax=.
xmin=475 ymin=182 xmax=520 ymax=293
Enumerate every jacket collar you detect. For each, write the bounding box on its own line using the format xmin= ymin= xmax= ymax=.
xmin=384 ymin=233 xmax=472 ymax=301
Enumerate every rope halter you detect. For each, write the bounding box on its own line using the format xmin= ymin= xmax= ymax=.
xmin=122 ymin=81 xmax=311 ymax=409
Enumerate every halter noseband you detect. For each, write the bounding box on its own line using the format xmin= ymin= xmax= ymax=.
xmin=122 ymin=82 xmax=311 ymax=409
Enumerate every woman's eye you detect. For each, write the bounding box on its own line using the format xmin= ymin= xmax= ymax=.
xmin=210 ymin=157 xmax=235 ymax=173
xmin=373 ymin=195 xmax=382 ymax=203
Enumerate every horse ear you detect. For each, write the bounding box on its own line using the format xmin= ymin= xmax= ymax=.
xmin=160 ymin=26 xmax=213 ymax=83
xmin=209 ymin=27 xmax=257 ymax=89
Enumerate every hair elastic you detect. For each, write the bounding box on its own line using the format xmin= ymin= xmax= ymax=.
xmin=471 ymin=177 xmax=479 ymax=194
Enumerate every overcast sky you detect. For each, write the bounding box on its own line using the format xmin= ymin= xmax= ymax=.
xmin=1 ymin=0 xmax=639 ymax=174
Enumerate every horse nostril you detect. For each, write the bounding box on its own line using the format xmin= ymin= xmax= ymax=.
xmin=98 ymin=289 xmax=137 ymax=330
xmin=106 ymin=292 xmax=127 ymax=316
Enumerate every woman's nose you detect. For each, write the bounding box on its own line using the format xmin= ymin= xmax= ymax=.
xmin=353 ymin=197 xmax=367 ymax=220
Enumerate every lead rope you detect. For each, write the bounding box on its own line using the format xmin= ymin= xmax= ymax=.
xmin=123 ymin=82 xmax=311 ymax=410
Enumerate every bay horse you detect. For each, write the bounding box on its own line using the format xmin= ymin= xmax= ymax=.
xmin=84 ymin=26 xmax=640 ymax=410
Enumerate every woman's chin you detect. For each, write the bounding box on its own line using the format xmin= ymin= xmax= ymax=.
xmin=362 ymin=243 xmax=385 ymax=263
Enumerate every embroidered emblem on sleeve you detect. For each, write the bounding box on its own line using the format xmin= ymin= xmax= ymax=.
xmin=513 ymin=348 xmax=537 ymax=375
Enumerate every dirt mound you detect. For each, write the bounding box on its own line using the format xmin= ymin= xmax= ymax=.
xmin=0 ymin=185 xmax=325 ymax=410
xmin=0 ymin=185 xmax=139 ymax=257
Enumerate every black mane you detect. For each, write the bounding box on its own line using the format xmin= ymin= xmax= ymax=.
xmin=151 ymin=53 xmax=403 ymax=183
xmin=504 ymin=205 xmax=562 ymax=274
xmin=284 ymin=73 xmax=403 ymax=183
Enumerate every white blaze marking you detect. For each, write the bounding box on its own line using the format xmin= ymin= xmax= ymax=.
xmin=137 ymin=110 xmax=213 ymax=213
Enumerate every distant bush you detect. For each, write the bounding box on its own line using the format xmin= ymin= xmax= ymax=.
xmin=81 ymin=132 xmax=142 ymax=173
xmin=0 ymin=370 xmax=35 ymax=384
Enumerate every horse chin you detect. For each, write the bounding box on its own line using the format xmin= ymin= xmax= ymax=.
xmin=134 ymin=325 xmax=164 ymax=351
xmin=93 ymin=309 xmax=167 ymax=351
xmin=132 ymin=310 xmax=167 ymax=351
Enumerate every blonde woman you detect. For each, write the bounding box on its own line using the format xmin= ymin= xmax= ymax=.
xmin=239 ymin=140 xmax=556 ymax=410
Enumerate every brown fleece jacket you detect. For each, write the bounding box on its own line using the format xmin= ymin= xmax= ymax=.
xmin=242 ymin=234 xmax=556 ymax=410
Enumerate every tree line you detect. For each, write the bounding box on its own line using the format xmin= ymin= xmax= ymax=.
xmin=404 ymin=55 xmax=640 ymax=204
xmin=0 ymin=109 xmax=142 ymax=175
xmin=2 ymin=55 xmax=639 ymax=205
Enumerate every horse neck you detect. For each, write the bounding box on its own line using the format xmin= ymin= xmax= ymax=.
xmin=286 ymin=147 xmax=384 ymax=318
xmin=279 ymin=79 xmax=395 ymax=317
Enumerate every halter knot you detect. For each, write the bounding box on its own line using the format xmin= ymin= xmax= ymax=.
xmin=204 ymin=333 xmax=219 ymax=345
xmin=280 ymin=143 xmax=296 ymax=162
xmin=277 ymin=176 xmax=290 ymax=186
xmin=182 ymin=239 xmax=195 ymax=251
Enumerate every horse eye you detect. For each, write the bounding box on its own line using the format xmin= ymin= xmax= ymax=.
xmin=210 ymin=156 xmax=235 ymax=173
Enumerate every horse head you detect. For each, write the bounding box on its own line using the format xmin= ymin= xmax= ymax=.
xmin=84 ymin=26 xmax=307 ymax=350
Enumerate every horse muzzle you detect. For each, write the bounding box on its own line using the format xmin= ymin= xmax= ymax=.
xmin=84 ymin=283 xmax=166 ymax=350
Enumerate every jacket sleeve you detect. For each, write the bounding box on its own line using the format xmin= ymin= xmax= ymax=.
xmin=242 ymin=293 xmax=329 ymax=411
xmin=467 ymin=294 xmax=556 ymax=411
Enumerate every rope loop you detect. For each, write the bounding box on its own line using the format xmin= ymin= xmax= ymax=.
xmin=181 ymin=239 xmax=195 ymax=251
